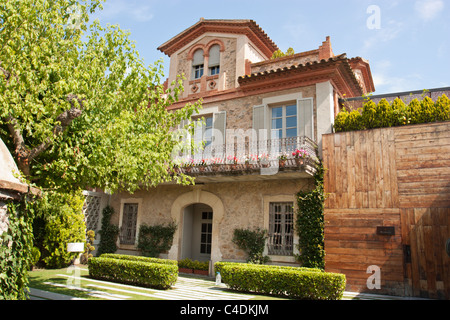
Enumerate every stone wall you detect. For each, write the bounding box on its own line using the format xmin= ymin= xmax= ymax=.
xmin=200 ymin=85 xmax=316 ymax=133
xmin=110 ymin=177 xmax=314 ymax=263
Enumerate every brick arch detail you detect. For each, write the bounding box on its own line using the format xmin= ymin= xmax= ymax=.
xmin=205 ymin=39 xmax=226 ymax=53
xmin=186 ymin=44 xmax=206 ymax=60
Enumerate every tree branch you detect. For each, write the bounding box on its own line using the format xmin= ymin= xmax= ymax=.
xmin=5 ymin=94 xmax=84 ymax=171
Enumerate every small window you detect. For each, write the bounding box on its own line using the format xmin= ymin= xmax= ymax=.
xmin=271 ymin=103 xmax=298 ymax=152
xmin=120 ymin=203 xmax=138 ymax=245
xmin=268 ymin=202 xmax=294 ymax=256
xmin=192 ymin=49 xmax=204 ymax=79
xmin=200 ymin=211 xmax=212 ymax=254
xmin=209 ymin=66 xmax=220 ymax=76
xmin=208 ymin=44 xmax=220 ymax=76
xmin=193 ymin=65 xmax=204 ymax=79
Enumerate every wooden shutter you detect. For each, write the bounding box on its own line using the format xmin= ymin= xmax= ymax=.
xmin=298 ymin=98 xmax=314 ymax=140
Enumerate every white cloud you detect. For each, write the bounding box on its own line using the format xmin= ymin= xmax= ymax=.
xmin=414 ymin=0 xmax=444 ymax=21
xmin=97 ymin=0 xmax=154 ymax=23
xmin=362 ymin=20 xmax=404 ymax=51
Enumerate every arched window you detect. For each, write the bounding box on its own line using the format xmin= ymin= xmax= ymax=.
xmin=192 ymin=49 xmax=204 ymax=79
xmin=208 ymin=44 xmax=220 ymax=76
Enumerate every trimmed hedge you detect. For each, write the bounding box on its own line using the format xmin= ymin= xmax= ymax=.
xmin=88 ymin=256 xmax=178 ymax=289
xmin=335 ymin=95 xmax=450 ymax=133
xmin=214 ymin=262 xmax=345 ymax=300
xmin=100 ymin=253 xmax=178 ymax=266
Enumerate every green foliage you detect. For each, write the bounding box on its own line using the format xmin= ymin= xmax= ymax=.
xmin=30 ymin=247 xmax=41 ymax=269
xmin=435 ymin=94 xmax=450 ymax=121
xmin=80 ymin=230 xmax=95 ymax=264
xmin=100 ymin=253 xmax=178 ymax=266
xmin=334 ymin=108 xmax=364 ymax=132
xmin=296 ymin=161 xmax=326 ymax=269
xmin=137 ymin=222 xmax=177 ymax=257
xmin=0 ymin=0 xmax=200 ymax=193
xmin=96 ymin=206 xmax=119 ymax=256
xmin=335 ymin=94 xmax=450 ymax=133
xmin=0 ymin=198 xmax=36 ymax=300
xmin=33 ymin=191 xmax=86 ymax=269
xmin=178 ymin=258 xmax=209 ymax=271
xmin=88 ymin=256 xmax=178 ymax=289
xmin=271 ymin=47 xmax=295 ymax=59
xmin=214 ymin=262 xmax=346 ymax=300
xmin=232 ymin=228 xmax=270 ymax=264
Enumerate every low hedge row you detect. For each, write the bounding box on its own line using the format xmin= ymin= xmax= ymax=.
xmin=88 ymin=256 xmax=178 ymax=289
xmin=335 ymin=95 xmax=450 ymax=133
xmin=214 ymin=262 xmax=346 ymax=300
xmin=99 ymin=253 xmax=178 ymax=266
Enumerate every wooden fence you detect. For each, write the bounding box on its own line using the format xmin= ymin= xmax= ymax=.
xmin=322 ymin=121 xmax=450 ymax=299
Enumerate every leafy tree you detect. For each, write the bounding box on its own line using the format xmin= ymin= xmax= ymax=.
xmin=271 ymin=47 xmax=295 ymax=59
xmin=33 ymin=190 xmax=86 ymax=269
xmin=0 ymin=0 xmax=199 ymax=193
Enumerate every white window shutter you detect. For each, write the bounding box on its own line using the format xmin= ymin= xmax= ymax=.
xmin=213 ymin=111 xmax=226 ymax=146
xmin=253 ymin=105 xmax=267 ymax=141
xmin=298 ymin=99 xmax=314 ymax=140
xmin=193 ymin=119 xmax=204 ymax=160
xmin=175 ymin=118 xmax=192 ymax=160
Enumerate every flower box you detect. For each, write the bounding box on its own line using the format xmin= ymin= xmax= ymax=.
xmin=179 ymin=267 xmax=194 ymax=274
xmin=193 ymin=269 xmax=209 ymax=276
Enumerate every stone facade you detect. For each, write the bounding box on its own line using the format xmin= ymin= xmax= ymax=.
xmin=110 ymin=177 xmax=314 ymax=264
xmin=103 ymin=19 xmax=374 ymax=271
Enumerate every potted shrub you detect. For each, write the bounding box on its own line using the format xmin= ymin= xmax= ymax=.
xmin=292 ymin=149 xmax=309 ymax=166
xmin=193 ymin=260 xmax=209 ymax=276
xmin=278 ymin=154 xmax=288 ymax=168
xmin=178 ymin=258 xmax=194 ymax=273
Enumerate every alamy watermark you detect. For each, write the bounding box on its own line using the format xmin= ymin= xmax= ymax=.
xmin=367 ymin=5 xmax=381 ymax=30
xmin=366 ymin=265 xmax=381 ymax=290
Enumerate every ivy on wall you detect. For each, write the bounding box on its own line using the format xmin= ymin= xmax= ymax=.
xmin=296 ymin=160 xmax=326 ymax=270
xmin=232 ymin=228 xmax=270 ymax=264
xmin=137 ymin=222 xmax=177 ymax=258
xmin=0 ymin=198 xmax=35 ymax=300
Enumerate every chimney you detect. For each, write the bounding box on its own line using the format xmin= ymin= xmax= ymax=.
xmin=319 ymin=36 xmax=334 ymax=60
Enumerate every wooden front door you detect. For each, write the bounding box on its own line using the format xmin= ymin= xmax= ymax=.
xmin=402 ymin=208 xmax=450 ymax=299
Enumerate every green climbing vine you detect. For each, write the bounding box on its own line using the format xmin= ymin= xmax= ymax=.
xmin=0 ymin=197 xmax=36 ymax=300
xmin=296 ymin=160 xmax=326 ymax=270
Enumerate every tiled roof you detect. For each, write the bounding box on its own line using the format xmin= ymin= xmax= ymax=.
xmin=158 ymin=19 xmax=279 ymax=58
xmin=238 ymin=54 xmax=366 ymax=97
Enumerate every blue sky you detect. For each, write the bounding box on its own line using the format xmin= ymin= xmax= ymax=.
xmin=91 ymin=0 xmax=449 ymax=95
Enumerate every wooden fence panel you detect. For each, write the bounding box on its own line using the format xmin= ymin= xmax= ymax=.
xmin=323 ymin=122 xmax=450 ymax=299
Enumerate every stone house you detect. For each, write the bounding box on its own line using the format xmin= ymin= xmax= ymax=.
xmin=86 ymin=19 xmax=374 ymax=270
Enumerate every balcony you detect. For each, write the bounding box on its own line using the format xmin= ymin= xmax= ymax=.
xmin=171 ymin=136 xmax=319 ymax=183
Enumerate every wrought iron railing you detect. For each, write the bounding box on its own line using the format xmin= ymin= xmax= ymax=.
xmin=173 ymin=136 xmax=318 ymax=176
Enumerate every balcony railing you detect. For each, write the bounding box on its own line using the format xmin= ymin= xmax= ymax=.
xmin=172 ymin=136 xmax=319 ymax=177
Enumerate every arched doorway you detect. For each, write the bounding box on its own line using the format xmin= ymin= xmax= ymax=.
xmin=181 ymin=203 xmax=213 ymax=262
xmin=168 ymin=189 xmax=224 ymax=270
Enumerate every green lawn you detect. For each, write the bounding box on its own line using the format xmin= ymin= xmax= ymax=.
xmin=27 ymin=266 xmax=286 ymax=300
xmin=28 ymin=266 xmax=164 ymax=300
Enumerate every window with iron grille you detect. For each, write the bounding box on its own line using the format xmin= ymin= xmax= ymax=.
xmin=268 ymin=202 xmax=294 ymax=256
xmin=120 ymin=203 xmax=138 ymax=245
xmin=82 ymin=195 xmax=101 ymax=232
